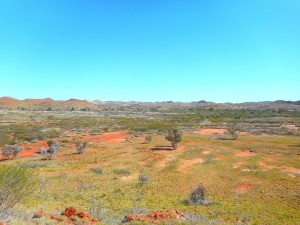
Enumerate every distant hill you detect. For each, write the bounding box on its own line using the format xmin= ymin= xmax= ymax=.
xmin=0 ymin=97 xmax=299 ymax=110
xmin=0 ymin=97 xmax=95 ymax=110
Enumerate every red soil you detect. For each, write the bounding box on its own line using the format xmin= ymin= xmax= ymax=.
xmin=0 ymin=140 xmax=48 ymax=160
xmin=0 ymin=131 xmax=133 ymax=161
xmin=122 ymin=210 xmax=184 ymax=223
xmin=235 ymin=150 xmax=257 ymax=157
xmin=71 ymin=131 xmax=133 ymax=144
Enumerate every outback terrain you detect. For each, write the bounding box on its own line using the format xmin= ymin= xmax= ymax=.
xmin=0 ymin=97 xmax=299 ymax=225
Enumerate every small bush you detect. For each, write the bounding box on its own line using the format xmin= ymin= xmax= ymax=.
xmin=190 ymin=185 xmax=212 ymax=206
xmin=113 ymin=169 xmax=130 ymax=175
xmin=91 ymin=168 xmax=103 ymax=174
xmin=47 ymin=144 xmax=59 ymax=160
xmin=75 ymin=141 xmax=88 ymax=154
xmin=38 ymin=147 xmax=47 ymax=154
xmin=144 ymin=134 xmax=152 ymax=143
xmin=138 ymin=173 xmax=149 ymax=185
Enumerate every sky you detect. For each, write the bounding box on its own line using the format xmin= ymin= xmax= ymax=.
xmin=0 ymin=0 xmax=299 ymax=102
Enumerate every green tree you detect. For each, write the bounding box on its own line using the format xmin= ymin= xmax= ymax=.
xmin=165 ymin=127 xmax=182 ymax=150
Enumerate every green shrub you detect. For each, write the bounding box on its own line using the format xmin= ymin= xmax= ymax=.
xmin=91 ymin=167 xmax=103 ymax=174
xmin=0 ymin=164 xmax=38 ymax=216
xmin=113 ymin=169 xmax=131 ymax=175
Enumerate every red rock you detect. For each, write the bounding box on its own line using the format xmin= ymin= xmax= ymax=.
xmin=32 ymin=210 xmax=46 ymax=218
xmin=77 ymin=211 xmax=90 ymax=219
xmin=61 ymin=207 xmax=77 ymax=217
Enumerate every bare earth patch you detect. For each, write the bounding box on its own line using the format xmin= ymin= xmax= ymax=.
xmin=197 ymin=128 xmax=227 ymax=135
xmin=121 ymin=174 xmax=137 ymax=181
xmin=232 ymin=161 xmax=245 ymax=168
xmin=235 ymin=183 xmax=255 ymax=193
xmin=202 ymin=151 xmax=211 ymax=155
xmin=179 ymin=158 xmax=204 ymax=172
xmin=214 ymin=157 xmax=225 ymax=161
xmin=235 ymin=150 xmax=257 ymax=157
xmin=259 ymin=161 xmax=300 ymax=177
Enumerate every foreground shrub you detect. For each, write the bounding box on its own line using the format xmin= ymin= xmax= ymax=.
xmin=0 ymin=164 xmax=38 ymax=217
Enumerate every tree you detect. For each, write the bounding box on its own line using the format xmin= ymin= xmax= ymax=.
xmin=47 ymin=140 xmax=55 ymax=147
xmin=228 ymin=125 xmax=238 ymax=140
xmin=75 ymin=141 xmax=88 ymax=154
xmin=46 ymin=140 xmax=59 ymax=160
xmin=0 ymin=164 xmax=38 ymax=218
xmin=165 ymin=127 xmax=182 ymax=150
xmin=1 ymin=145 xmax=23 ymax=160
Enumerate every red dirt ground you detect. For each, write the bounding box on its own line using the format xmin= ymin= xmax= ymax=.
xmin=123 ymin=210 xmax=184 ymax=223
xmin=235 ymin=150 xmax=257 ymax=157
xmin=196 ymin=128 xmax=227 ymax=135
xmin=0 ymin=131 xmax=133 ymax=160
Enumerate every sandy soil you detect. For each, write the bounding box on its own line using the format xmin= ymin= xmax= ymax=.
xmin=202 ymin=151 xmax=211 ymax=155
xmin=196 ymin=129 xmax=227 ymax=135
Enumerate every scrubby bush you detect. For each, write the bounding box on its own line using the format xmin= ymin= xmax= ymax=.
xmin=113 ymin=169 xmax=130 ymax=175
xmin=38 ymin=147 xmax=47 ymax=154
xmin=228 ymin=125 xmax=238 ymax=140
xmin=47 ymin=140 xmax=55 ymax=147
xmin=0 ymin=164 xmax=38 ymax=217
xmin=75 ymin=141 xmax=88 ymax=154
xmin=138 ymin=173 xmax=149 ymax=185
xmin=91 ymin=167 xmax=103 ymax=174
xmin=144 ymin=134 xmax=152 ymax=143
xmin=1 ymin=145 xmax=23 ymax=159
xmin=190 ymin=185 xmax=211 ymax=206
xmin=165 ymin=127 xmax=182 ymax=150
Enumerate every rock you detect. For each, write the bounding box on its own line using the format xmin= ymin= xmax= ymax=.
xmin=61 ymin=207 xmax=77 ymax=217
xmin=32 ymin=210 xmax=46 ymax=218
xmin=77 ymin=211 xmax=90 ymax=219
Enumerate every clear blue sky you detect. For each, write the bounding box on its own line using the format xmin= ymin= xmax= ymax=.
xmin=0 ymin=0 xmax=299 ymax=102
